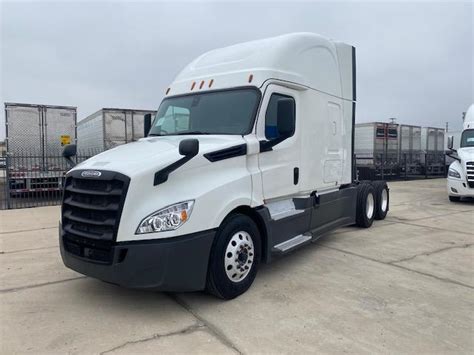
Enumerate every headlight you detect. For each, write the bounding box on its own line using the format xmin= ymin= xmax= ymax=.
xmin=448 ymin=168 xmax=461 ymax=179
xmin=136 ymin=201 xmax=194 ymax=234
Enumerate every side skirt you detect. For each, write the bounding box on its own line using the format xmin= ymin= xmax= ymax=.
xmin=257 ymin=186 xmax=357 ymax=263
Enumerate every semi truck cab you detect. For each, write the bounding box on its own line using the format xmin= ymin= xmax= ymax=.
xmin=447 ymin=104 xmax=474 ymax=201
xmin=60 ymin=33 xmax=389 ymax=299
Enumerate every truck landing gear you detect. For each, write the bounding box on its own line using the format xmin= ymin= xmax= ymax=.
xmin=206 ymin=214 xmax=261 ymax=300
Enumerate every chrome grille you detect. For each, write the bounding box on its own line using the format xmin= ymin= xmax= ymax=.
xmin=61 ymin=170 xmax=130 ymax=263
xmin=467 ymin=162 xmax=474 ymax=188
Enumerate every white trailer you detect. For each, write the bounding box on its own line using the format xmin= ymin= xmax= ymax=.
xmin=354 ymin=122 xmax=399 ymax=179
xmin=77 ymin=108 xmax=157 ymax=152
xmin=4 ymin=103 xmax=76 ymax=195
xmin=421 ymin=126 xmax=445 ymax=175
xmin=59 ymin=33 xmax=389 ymax=299
xmin=398 ymin=124 xmax=422 ymax=175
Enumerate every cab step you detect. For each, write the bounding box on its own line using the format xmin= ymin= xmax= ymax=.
xmin=273 ymin=233 xmax=312 ymax=253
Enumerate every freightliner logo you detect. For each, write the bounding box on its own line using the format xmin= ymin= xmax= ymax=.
xmin=81 ymin=170 xmax=102 ymax=178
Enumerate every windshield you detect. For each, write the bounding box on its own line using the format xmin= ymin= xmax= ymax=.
xmin=149 ymin=88 xmax=261 ymax=136
xmin=460 ymin=129 xmax=474 ymax=148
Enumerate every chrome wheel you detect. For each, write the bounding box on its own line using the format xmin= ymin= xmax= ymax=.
xmin=224 ymin=231 xmax=255 ymax=282
xmin=366 ymin=192 xmax=375 ymax=219
xmin=381 ymin=188 xmax=388 ymax=212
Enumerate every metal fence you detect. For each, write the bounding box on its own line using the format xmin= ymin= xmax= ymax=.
xmin=0 ymin=149 xmax=99 ymax=210
xmin=355 ymin=152 xmax=447 ymax=180
xmin=0 ymin=150 xmax=449 ymax=210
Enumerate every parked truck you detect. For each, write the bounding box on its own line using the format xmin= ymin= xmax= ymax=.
xmin=398 ymin=124 xmax=422 ymax=175
xmin=421 ymin=126 xmax=445 ymax=175
xmin=354 ymin=122 xmax=399 ymax=179
xmin=77 ymin=108 xmax=157 ymax=152
xmin=446 ymin=104 xmax=474 ymax=201
xmin=59 ymin=33 xmax=389 ymax=299
xmin=4 ymin=102 xmax=76 ymax=195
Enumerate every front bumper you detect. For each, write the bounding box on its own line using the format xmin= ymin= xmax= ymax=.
xmin=447 ymin=178 xmax=474 ymax=197
xmin=60 ymin=226 xmax=215 ymax=292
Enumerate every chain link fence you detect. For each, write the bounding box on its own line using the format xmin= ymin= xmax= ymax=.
xmin=0 ymin=149 xmax=99 ymax=210
xmin=355 ymin=152 xmax=447 ymax=180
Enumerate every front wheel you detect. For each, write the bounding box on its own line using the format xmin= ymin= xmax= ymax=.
xmin=206 ymin=214 xmax=261 ymax=299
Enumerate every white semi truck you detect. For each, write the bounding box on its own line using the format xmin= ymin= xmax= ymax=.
xmin=59 ymin=33 xmax=389 ymax=299
xmin=447 ymin=104 xmax=474 ymax=201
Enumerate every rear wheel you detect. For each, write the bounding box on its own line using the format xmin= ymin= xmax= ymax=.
xmin=449 ymin=195 xmax=461 ymax=202
xmin=356 ymin=183 xmax=376 ymax=228
xmin=206 ymin=214 xmax=261 ymax=300
xmin=372 ymin=181 xmax=389 ymax=220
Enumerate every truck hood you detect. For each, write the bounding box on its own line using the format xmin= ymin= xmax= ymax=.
xmin=73 ymin=135 xmax=247 ymax=177
xmin=458 ymin=147 xmax=474 ymax=162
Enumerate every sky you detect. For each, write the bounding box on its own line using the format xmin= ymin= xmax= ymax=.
xmin=0 ymin=0 xmax=473 ymax=140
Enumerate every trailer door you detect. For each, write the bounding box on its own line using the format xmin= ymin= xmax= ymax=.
xmin=6 ymin=105 xmax=43 ymax=156
xmin=104 ymin=110 xmax=126 ymax=148
xmin=43 ymin=107 xmax=76 ymax=155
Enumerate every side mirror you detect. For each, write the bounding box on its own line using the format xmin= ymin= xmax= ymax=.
xmin=447 ymin=135 xmax=454 ymax=150
xmin=62 ymin=144 xmax=77 ymax=168
xmin=276 ymin=98 xmax=295 ymax=137
xmin=179 ymin=138 xmax=199 ymax=157
xmin=144 ymin=113 xmax=152 ymax=137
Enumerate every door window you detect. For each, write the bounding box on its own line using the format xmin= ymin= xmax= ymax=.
xmin=265 ymin=93 xmax=295 ymax=140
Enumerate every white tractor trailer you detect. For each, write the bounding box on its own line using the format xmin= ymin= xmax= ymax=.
xmin=59 ymin=33 xmax=389 ymax=299
xmin=447 ymin=104 xmax=474 ymax=201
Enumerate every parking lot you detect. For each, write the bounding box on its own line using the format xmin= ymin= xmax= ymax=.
xmin=1 ymin=178 xmax=473 ymax=354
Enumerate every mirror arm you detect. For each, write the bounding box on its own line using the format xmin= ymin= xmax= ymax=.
xmin=259 ymin=135 xmax=288 ymax=152
xmin=446 ymin=150 xmax=460 ymax=162
xmin=154 ymin=151 xmax=198 ymax=186
xmin=64 ymin=157 xmax=76 ymax=168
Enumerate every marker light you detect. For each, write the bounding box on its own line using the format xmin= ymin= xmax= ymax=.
xmin=209 ymin=79 xmax=214 ymax=88
xmin=136 ymin=201 xmax=194 ymax=234
xmin=191 ymin=82 xmax=196 ymax=90
xmin=248 ymin=74 xmax=253 ymax=83
xmin=165 ymin=88 xmax=170 ymax=95
xmin=199 ymin=80 xmax=205 ymax=89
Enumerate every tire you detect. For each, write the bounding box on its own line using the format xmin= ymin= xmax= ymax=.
xmin=356 ymin=183 xmax=376 ymax=228
xmin=449 ymin=195 xmax=461 ymax=202
xmin=206 ymin=214 xmax=261 ymax=300
xmin=372 ymin=181 xmax=389 ymax=220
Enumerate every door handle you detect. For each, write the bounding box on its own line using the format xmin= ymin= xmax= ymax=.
xmin=294 ymin=167 xmax=299 ymax=185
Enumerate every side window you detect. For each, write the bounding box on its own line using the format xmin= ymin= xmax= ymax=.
xmin=265 ymin=93 xmax=295 ymax=139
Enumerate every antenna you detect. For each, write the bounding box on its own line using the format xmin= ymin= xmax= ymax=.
xmin=388 ymin=117 xmax=397 ymax=124
xmin=445 ymin=121 xmax=449 ymax=132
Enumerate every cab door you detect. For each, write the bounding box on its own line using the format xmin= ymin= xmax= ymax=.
xmin=256 ymin=84 xmax=300 ymax=201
